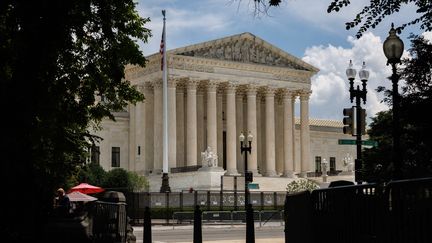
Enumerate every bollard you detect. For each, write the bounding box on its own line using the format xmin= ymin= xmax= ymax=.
xmin=143 ymin=206 xmax=152 ymax=243
xmin=193 ymin=205 xmax=202 ymax=243
xmin=246 ymin=203 xmax=255 ymax=243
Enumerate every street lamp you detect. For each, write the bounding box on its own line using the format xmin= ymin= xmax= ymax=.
xmin=383 ymin=23 xmax=404 ymax=180
xmin=345 ymin=60 xmax=369 ymax=184
xmin=240 ymin=132 xmax=255 ymax=243
xmin=321 ymin=158 xmax=328 ymax=183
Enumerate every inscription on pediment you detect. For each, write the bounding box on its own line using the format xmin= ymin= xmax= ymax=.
xmin=175 ymin=39 xmax=306 ymax=70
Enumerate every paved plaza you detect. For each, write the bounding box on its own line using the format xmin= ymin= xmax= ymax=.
xmin=133 ymin=222 xmax=284 ymax=243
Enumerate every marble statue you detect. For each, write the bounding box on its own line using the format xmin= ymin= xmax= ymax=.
xmin=201 ymin=146 xmax=218 ymax=167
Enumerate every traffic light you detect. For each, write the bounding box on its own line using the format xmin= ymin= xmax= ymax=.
xmin=359 ymin=108 xmax=366 ymax=134
xmin=343 ymin=107 xmax=354 ymax=135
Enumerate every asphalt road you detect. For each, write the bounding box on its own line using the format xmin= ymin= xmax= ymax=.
xmin=133 ymin=224 xmax=285 ymax=243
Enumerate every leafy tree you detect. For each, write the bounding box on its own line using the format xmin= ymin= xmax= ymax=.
xmin=399 ymin=34 xmax=432 ymax=178
xmin=103 ymin=168 xmax=131 ymax=190
xmin=1 ymin=0 xmax=150 ymax=241
xmin=246 ymin=0 xmax=432 ymax=38
xmin=362 ymin=111 xmax=394 ymax=182
xmin=327 ymin=0 xmax=432 ymax=38
xmin=76 ymin=163 xmax=107 ymax=187
xmin=363 ymin=34 xmax=432 ymax=182
xmin=102 ymin=168 xmax=149 ymax=192
xmin=127 ymin=171 xmax=150 ymax=192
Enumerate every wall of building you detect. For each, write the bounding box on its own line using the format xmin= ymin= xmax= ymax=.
xmin=92 ymin=113 xmax=358 ymax=176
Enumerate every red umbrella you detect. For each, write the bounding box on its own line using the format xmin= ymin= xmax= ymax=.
xmin=69 ymin=183 xmax=104 ymax=194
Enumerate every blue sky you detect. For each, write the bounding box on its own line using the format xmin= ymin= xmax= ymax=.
xmin=136 ymin=0 xmax=428 ymax=121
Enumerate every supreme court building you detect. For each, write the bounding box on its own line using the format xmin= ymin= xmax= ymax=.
xmin=91 ymin=33 xmax=357 ymax=190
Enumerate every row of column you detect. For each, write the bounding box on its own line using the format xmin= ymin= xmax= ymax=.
xmin=131 ymin=79 xmax=311 ymax=177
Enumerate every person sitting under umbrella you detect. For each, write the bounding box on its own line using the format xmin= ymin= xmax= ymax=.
xmin=54 ymin=188 xmax=71 ymax=217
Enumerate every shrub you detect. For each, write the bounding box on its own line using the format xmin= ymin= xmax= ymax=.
xmin=103 ymin=168 xmax=130 ymax=190
xmin=127 ymin=171 xmax=149 ymax=192
xmin=286 ymin=179 xmax=319 ymax=194
xmin=103 ymin=168 xmax=149 ymax=192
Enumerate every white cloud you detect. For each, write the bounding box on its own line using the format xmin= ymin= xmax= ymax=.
xmin=422 ymin=31 xmax=432 ymax=42
xmin=303 ymin=32 xmax=391 ymax=121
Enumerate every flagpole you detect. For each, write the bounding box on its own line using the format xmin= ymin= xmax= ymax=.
xmin=160 ymin=9 xmax=171 ymax=192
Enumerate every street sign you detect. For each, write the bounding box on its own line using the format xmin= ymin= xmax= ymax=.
xmin=338 ymin=139 xmax=378 ymax=147
xmin=248 ymin=183 xmax=259 ymax=189
xmin=362 ymin=140 xmax=378 ymax=146
xmin=338 ymin=139 xmax=356 ymax=145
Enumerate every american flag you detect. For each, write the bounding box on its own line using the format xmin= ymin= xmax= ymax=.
xmin=160 ymin=10 xmax=166 ymax=71
xmin=160 ymin=29 xmax=164 ymax=71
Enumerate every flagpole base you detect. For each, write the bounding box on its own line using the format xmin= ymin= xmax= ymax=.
xmin=160 ymin=173 xmax=171 ymax=192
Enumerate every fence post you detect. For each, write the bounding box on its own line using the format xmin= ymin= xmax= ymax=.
xmin=166 ymin=192 xmax=170 ymax=224
xmin=180 ymin=191 xmax=183 ymax=212
xmin=193 ymin=205 xmax=202 ymax=243
xmin=246 ymin=203 xmax=255 ymax=243
xmin=207 ymin=190 xmax=211 ymax=211
xmin=260 ymin=192 xmax=264 ymax=211
xmin=143 ymin=206 xmax=152 ymax=243
xmin=284 ymin=191 xmax=312 ymax=243
xmin=219 ymin=190 xmax=223 ymax=211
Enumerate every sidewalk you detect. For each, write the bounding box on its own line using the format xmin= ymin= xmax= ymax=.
xmin=133 ymin=222 xmax=285 ymax=243
xmin=134 ymin=221 xmax=284 ymax=231
xmin=166 ymin=239 xmax=284 ymax=243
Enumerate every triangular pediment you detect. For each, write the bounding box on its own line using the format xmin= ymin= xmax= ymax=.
xmin=169 ymin=32 xmax=318 ymax=72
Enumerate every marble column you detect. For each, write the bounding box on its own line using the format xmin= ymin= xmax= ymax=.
xmin=176 ymin=84 xmax=185 ymax=167
xmin=236 ymin=92 xmax=244 ymax=173
xmin=186 ymin=80 xmax=198 ymax=166
xmin=283 ymin=90 xmax=295 ymax=177
xmin=207 ymin=81 xmax=218 ymax=155
xmin=129 ymin=102 xmax=136 ymax=171
xmin=197 ymin=89 xmax=205 ymax=161
xmin=292 ymin=93 xmax=298 ymax=173
xmin=276 ymin=99 xmax=284 ymax=175
xmin=153 ymin=80 xmax=163 ymax=173
xmin=216 ymin=89 xmax=223 ymax=167
xmin=247 ymin=85 xmax=259 ymax=175
xmin=300 ymin=91 xmax=312 ymax=177
xmin=135 ymin=85 xmax=146 ymax=173
xmin=265 ymin=87 xmax=277 ymax=176
xmin=168 ymin=79 xmax=177 ymax=170
xmin=144 ymin=83 xmax=154 ymax=174
xmin=226 ymin=83 xmax=238 ymax=175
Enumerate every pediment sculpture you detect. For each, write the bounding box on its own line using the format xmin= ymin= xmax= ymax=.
xmin=175 ymin=39 xmax=304 ymax=70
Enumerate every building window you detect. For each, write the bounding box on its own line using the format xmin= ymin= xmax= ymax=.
xmin=330 ymin=157 xmax=336 ymax=172
xmin=112 ymin=147 xmax=120 ymax=167
xmin=315 ymin=156 xmax=321 ymax=172
xmin=91 ymin=146 xmax=100 ymax=165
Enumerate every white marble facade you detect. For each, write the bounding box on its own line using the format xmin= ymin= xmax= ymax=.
xmin=92 ymin=33 xmax=358 ymax=179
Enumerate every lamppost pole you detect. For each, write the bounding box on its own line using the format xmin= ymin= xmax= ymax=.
xmin=383 ymin=23 xmax=404 ymax=180
xmin=345 ymin=60 xmax=369 ymax=184
xmin=391 ymin=63 xmax=401 ymax=178
xmin=240 ymin=132 xmax=255 ymax=243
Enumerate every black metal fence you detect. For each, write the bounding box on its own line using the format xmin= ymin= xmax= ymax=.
xmin=92 ymin=201 xmax=128 ymax=243
xmin=125 ymin=190 xmax=286 ymax=221
xmin=284 ymin=177 xmax=432 ymax=243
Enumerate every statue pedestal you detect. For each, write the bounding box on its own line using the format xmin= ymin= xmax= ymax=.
xmin=148 ymin=169 xmax=226 ymax=191
xmin=198 ymin=166 xmax=225 ymax=172
xmin=339 ymin=171 xmax=354 ymax=176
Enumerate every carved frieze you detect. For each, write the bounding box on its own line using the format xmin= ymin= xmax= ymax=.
xmin=175 ymin=38 xmax=305 ymax=70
